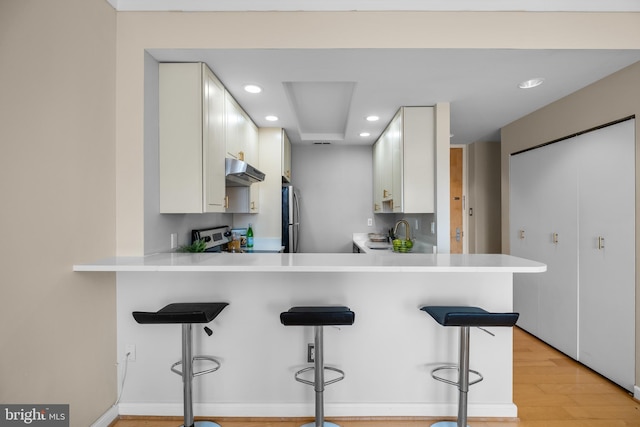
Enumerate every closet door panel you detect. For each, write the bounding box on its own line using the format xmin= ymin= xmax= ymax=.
xmin=510 ymin=149 xmax=543 ymax=336
xmin=535 ymin=140 xmax=579 ymax=359
xmin=510 ymin=139 xmax=579 ymax=357
xmin=578 ymin=119 xmax=635 ymax=392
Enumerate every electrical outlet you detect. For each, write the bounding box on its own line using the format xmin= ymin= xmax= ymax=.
xmin=367 ymin=218 xmax=373 ymax=227
xmin=307 ymin=343 xmax=315 ymax=363
xmin=126 ymin=344 xmax=136 ymax=362
xmin=170 ymin=233 xmax=178 ymax=249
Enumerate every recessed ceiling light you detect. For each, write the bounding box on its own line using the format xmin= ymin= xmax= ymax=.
xmin=360 ymin=132 xmax=371 ymax=137
xmin=518 ymin=78 xmax=545 ymax=89
xmin=244 ymin=84 xmax=262 ymax=94
xmin=366 ymin=115 xmax=379 ymax=122
xmin=265 ymin=115 xmax=279 ymax=122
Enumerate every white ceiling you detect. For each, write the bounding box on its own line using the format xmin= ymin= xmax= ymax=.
xmin=149 ymin=48 xmax=640 ymax=145
xmin=120 ymin=2 xmax=640 ymax=145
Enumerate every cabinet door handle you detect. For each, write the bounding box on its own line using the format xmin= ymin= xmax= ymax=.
xmin=251 ymin=201 xmax=256 ymax=210
xmin=598 ymin=236 xmax=605 ymax=250
xmin=224 ymin=196 xmax=229 ymax=209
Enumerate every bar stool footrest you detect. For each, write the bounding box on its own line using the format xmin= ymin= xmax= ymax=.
xmin=295 ymin=366 xmax=345 ymax=387
xmin=431 ymin=365 xmax=483 ymax=387
xmin=171 ymin=356 xmax=221 ymax=378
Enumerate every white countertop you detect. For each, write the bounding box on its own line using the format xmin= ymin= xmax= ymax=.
xmin=73 ymin=252 xmax=545 ymax=273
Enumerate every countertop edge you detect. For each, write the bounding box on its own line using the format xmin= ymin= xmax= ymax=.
xmin=73 ymin=253 xmax=547 ymax=273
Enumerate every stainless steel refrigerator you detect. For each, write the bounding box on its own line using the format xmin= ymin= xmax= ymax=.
xmin=282 ymin=185 xmax=300 ymax=253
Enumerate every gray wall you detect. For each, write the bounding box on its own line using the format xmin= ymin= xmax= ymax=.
xmin=293 ymin=144 xmax=374 ymax=253
xmin=468 ymin=140 xmax=501 ymax=253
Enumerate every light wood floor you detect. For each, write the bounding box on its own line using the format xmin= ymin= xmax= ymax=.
xmin=113 ymin=328 xmax=640 ymax=427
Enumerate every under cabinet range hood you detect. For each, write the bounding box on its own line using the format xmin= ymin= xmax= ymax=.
xmin=225 ymin=158 xmax=266 ymax=186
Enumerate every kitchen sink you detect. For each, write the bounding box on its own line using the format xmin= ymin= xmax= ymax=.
xmin=366 ymin=242 xmax=392 ymax=250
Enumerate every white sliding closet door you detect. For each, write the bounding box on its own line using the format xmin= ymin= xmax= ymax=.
xmin=510 ymin=140 xmax=579 ymax=358
xmin=510 ymin=118 xmax=635 ymax=391
xmin=577 ymin=119 xmax=635 ymax=391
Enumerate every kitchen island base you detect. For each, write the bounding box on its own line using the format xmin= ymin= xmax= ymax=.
xmin=113 ymin=268 xmax=524 ymax=419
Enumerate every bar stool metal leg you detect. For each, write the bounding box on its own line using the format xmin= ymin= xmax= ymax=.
xmin=281 ymin=306 xmax=354 ymax=427
xmin=457 ymin=326 xmax=470 ymax=427
xmin=432 ymin=326 xmax=471 ymax=427
xmin=301 ymin=326 xmax=341 ymax=427
xmin=180 ymin=324 xmax=221 ymax=427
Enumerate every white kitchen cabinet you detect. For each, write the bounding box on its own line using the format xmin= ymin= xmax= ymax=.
xmin=372 ymin=107 xmax=434 ymax=213
xmin=282 ymin=130 xmax=292 ymax=182
xmin=225 ymin=92 xmax=258 ymax=165
xmin=372 ymin=139 xmax=383 ymax=212
xmin=510 ymin=119 xmax=635 ymax=391
xmin=389 ymin=111 xmax=403 ymax=212
xmin=159 ymin=62 xmax=226 ymax=213
xmin=225 ymin=93 xmax=260 ymax=214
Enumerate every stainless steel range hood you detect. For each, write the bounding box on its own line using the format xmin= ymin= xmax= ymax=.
xmin=225 ymin=158 xmax=266 ymax=186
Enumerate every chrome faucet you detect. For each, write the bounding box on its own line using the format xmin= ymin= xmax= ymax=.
xmin=393 ymin=219 xmax=411 ymax=241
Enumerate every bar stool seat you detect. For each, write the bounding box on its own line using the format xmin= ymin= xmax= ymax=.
xmin=133 ymin=302 xmax=228 ymax=427
xmin=420 ymin=306 xmax=519 ymax=427
xmin=280 ymin=306 xmax=355 ymax=427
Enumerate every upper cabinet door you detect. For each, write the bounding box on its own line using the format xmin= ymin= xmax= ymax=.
xmin=282 ymin=130 xmax=292 ymax=183
xmin=225 ymin=92 xmax=244 ymax=161
xmin=159 ymin=62 xmax=226 ymax=213
xmin=202 ymin=65 xmax=227 ymax=212
xmin=372 ymin=107 xmax=434 ymax=214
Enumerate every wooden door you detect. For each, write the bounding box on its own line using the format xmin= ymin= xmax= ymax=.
xmin=450 ymin=147 xmax=463 ymax=253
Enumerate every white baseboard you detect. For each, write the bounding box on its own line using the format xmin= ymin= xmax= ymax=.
xmin=117 ymin=402 xmax=518 ymax=418
xmin=91 ymin=405 xmax=119 ymax=427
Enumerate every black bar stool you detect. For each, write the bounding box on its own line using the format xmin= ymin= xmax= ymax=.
xmin=280 ymin=306 xmax=355 ymax=427
xmin=420 ymin=306 xmax=519 ymax=427
xmin=133 ymin=302 xmax=229 ymax=427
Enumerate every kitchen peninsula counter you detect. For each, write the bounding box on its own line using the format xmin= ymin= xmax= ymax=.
xmin=73 ymin=252 xmax=544 ymax=273
xmin=75 ymin=253 xmax=544 ymax=421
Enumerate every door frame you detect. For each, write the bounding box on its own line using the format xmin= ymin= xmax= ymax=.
xmin=450 ymin=144 xmax=468 ymax=253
